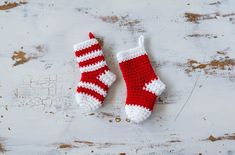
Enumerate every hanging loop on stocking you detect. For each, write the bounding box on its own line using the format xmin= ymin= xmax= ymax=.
xmin=89 ymin=32 xmax=95 ymax=39
xmin=138 ymin=35 xmax=144 ymax=47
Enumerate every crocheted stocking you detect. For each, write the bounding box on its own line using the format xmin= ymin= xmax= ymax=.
xmin=74 ymin=32 xmax=116 ymax=112
xmin=117 ymin=36 xmax=166 ymax=123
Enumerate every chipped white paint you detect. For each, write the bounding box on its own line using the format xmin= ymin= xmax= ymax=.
xmin=0 ymin=0 xmax=235 ymax=155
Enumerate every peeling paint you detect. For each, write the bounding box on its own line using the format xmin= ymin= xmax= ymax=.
xmin=0 ymin=1 xmax=27 ymax=10
xmin=74 ymin=140 xmax=126 ymax=148
xmin=75 ymin=7 xmax=145 ymax=33
xmin=185 ymin=12 xmax=235 ymax=23
xmin=58 ymin=143 xmax=73 ymax=149
xmin=74 ymin=140 xmax=94 ymax=146
xmin=11 ymin=51 xmax=30 ymax=66
xmin=13 ymin=75 xmax=73 ymax=111
xmin=11 ymin=45 xmax=46 ymax=66
xmin=206 ymin=133 xmax=235 ymax=142
xmin=0 ymin=139 xmax=6 ymax=153
xmin=167 ymin=140 xmax=181 ymax=143
xmin=187 ymin=33 xmax=218 ymax=39
xmin=209 ymin=1 xmax=221 ymax=5
xmin=184 ymin=51 xmax=235 ymax=79
xmin=99 ymin=15 xmax=145 ymax=33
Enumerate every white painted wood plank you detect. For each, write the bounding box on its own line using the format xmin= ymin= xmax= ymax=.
xmin=0 ymin=0 xmax=235 ymax=154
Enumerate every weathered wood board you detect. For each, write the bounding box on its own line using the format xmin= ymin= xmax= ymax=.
xmin=0 ymin=0 xmax=235 ymax=154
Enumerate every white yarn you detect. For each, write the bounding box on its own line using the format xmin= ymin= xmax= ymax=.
xmin=74 ymin=38 xmax=98 ymax=51
xmin=125 ymin=105 xmax=151 ymax=123
xmin=79 ymin=60 xmax=106 ymax=73
xmin=138 ymin=35 xmax=144 ymax=47
xmin=75 ymin=93 xmax=101 ymax=112
xmin=77 ymin=50 xmax=103 ymax=62
xmin=98 ymin=70 xmax=116 ymax=87
xmin=116 ymin=35 xmax=147 ymax=63
xmin=143 ymin=78 xmax=166 ymax=96
xmin=78 ymin=81 xmax=107 ymax=97
xmin=116 ymin=47 xmax=146 ymax=63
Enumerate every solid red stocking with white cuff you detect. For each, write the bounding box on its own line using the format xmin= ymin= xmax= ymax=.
xmin=74 ymin=33 xmax=116 ymax=112
xmin=117 ymin=36 xmax=166 ymax=123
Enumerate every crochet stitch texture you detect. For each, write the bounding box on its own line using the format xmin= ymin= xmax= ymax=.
xmin=74 ymin=32 xmax=116 ymax=112
xmin=117 ymin=36 xmax=166 ymax=123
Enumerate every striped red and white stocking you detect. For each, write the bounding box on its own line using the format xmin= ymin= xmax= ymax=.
xmin=74 ymin=32 xmax=116 ymax=112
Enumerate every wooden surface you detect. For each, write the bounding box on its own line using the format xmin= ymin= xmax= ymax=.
xmin=1 ymin=0 xmax=235 ymax=154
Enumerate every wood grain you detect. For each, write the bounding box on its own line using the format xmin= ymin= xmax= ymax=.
xmin=0 ymin=0 xmax=235 ymax=154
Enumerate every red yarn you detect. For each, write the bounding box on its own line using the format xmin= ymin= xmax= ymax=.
xmin=74 ymin=33 xmax=116 ymax=111
xmin=117 ymin=36 xmax=166 ymax=122
xmin=89 ymin=32 xmax=95 ymax=39
xmin=119 ymin=54 xmax=158 ymax=110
